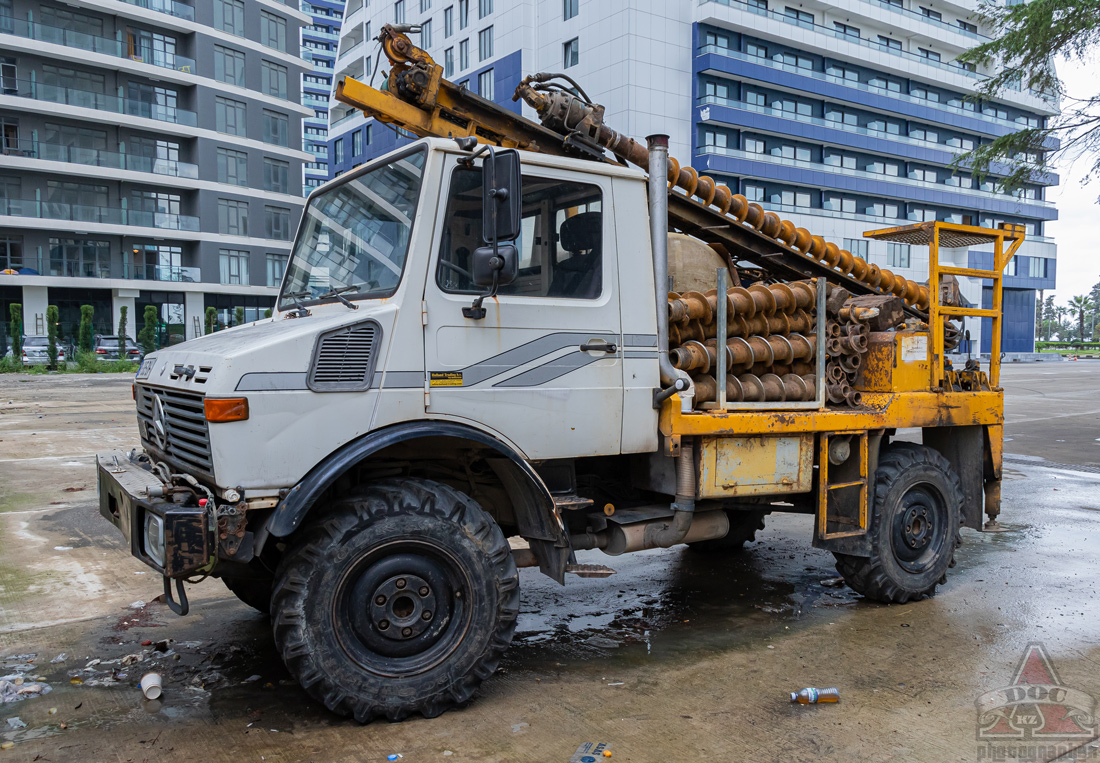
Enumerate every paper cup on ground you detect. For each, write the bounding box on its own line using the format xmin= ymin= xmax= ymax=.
xmin=140 ymin=673 xmax=162 ymax=700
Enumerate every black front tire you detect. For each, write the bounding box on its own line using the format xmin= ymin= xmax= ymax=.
xmin=271 ymin=478 xmax=519 ymax=722
xmin=687 ymin=509 xmax=767 ymax=552
xmin=834 ymin=444 xmax=963 ymax=603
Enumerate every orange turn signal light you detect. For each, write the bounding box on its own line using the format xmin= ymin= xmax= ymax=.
xmin=204 ymin=397 xmax=249 ymax=423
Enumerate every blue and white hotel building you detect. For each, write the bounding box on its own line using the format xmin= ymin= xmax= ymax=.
xmin=300 ymin=0 xmax=345 ymax=194
xmin=329 ymin=0 xmax=1058 ymax=353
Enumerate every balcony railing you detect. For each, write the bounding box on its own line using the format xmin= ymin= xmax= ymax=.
xmin=862 ymin=0 xmax=989 ymax=41
xmin=701 ymin=0 xmax=980 ymax=78
xmin=2 ymin=139 xmax=199 ymax=179
xmin=123 ymin=265 xmax=201 ymax=282
xmin=697 ymin=46 xmax=1037 ymax=131
xmin=0 ymin=15 xmax=197 ymax=73
xmin=0 ymin=198 xmax=200 ymax=231
xmin=115 ymin=0 xmax=195 ymax=22
xmin=695 ymin=144 xmax=1053 ymax=206
xmin=338 ymin=38 xmax=365 ymax=61
xmin=2 ymin=77 xmax=198 ymax=127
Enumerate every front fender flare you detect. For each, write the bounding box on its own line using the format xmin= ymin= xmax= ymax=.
xmin=261 ymin=421 xmax=570 ymax=582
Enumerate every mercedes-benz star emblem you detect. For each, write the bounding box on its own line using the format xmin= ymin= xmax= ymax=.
xmin=150 ymin=394 xmax=168 ymax=451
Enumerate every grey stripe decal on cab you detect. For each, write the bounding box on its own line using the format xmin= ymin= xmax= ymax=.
xmin=493 ymin=351 xmax=610 ymax=388
xmin=381 ymin=371 xmax=423 ymax=388
xmin=451 ymin=331 xmax=618 ymax=387
xmin=236 ymin=372 xmax=308 ymax=391
xmin=624 ymin=334 xmax=658 ymax=347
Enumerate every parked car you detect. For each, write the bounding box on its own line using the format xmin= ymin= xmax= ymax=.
xmin=17 ymin=336 xmax=66 ymax=366
xmin=93 ymin=335 xmax=143 ymax=362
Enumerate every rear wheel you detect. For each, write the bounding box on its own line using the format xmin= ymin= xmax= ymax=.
xmin=271 ymin=478 xmax=519 ymax=722
xmin=687 ymin=509 xmax=767 ymax=552
xmin=834 ymin=444 xmax=962 ymax=603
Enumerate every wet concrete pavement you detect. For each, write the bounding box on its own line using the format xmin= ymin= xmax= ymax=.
xmin=1 ymin=364 xmax=1099 ymax=762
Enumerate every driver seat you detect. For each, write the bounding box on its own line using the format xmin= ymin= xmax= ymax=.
xmin=549 ymin=211 xmax=602 ymax=299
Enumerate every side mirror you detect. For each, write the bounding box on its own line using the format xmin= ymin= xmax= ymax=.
xmin=470 ymin=244 xmax=518 ymax=287
xmin=482 ymin=149 xmax=522 ymax=244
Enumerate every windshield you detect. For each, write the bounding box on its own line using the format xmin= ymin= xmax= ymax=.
xmin=279 ymin=147 xmax=427 ymax=309
xmin=24 ymin=337 xmax=48 ymax=347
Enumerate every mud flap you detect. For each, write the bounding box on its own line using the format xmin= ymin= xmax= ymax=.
xmin=924 ymin=425 xmax=984 ymax=531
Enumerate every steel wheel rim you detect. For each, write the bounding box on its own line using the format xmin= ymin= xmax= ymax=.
xmin=891 ymin=485 xmax=948 ymax=574
xmin=334 ymin=538 xmax=471 ymax=678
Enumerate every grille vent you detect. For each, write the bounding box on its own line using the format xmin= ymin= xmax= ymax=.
xmin=308 ymin=321 xmax=380 ymax=391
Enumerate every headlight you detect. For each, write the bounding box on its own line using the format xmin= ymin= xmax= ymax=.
xmin=144 ymin=512 xmax=165 ymax=567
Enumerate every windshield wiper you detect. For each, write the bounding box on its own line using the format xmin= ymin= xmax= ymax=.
xmin=284 ymin=290 xmax=312 ymax=318
xmin=318 ymin=285 xmax=361 ymax=310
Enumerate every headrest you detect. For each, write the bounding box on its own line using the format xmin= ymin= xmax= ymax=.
xmin=559 ymin=211 xmax=601 ymax=253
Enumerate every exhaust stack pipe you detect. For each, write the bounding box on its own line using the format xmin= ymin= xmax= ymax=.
xmin=647 ymin=133 xmax=692 ymax=411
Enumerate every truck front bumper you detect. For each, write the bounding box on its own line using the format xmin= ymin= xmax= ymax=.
xmin=97 ymin=450 xmax=212 ymax=578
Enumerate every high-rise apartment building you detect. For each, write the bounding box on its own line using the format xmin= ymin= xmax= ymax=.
xmin=0 ymin=0 xmax=312 ymax=345
xmin=300 ymin=0 xmax=344 ymax=194
xmin=329 ymin=0 xmax=1058 ymax=353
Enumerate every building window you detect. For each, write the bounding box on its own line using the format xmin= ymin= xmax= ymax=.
xmin=745 ymin=42 xmax=766 ymax=58
xmin=1028 ymin=257 xmax=1046 ymax=278
xmin=868 ymin=75 xmax=901 ymax=92
xmin=214 ymin=0 xmax=244 ymax=36
xmin=957 ymin=19 xmax=977 ymax=33
xmin=823 ymin=194 xmax=855 ymax=213
xmin=264 ymin=158 xmax=289 ymax=193
xmin=266 ymin=253 xmax=288 ymax=287
xmin=743 ymin=183 xmax=764 ymax=201
xmin=48 ymin=238 xmax=111 ymax=278
xmin=334 ymin=137 xmax=344 ymax=164
xmin=265 ymin=206 xmax=291 ymax=240
xmin=444 ymin=47 xmax=454 ymax=76
xmin=263 ymin=110 xmax=289 ymax=147
xmin=218 ymin=198 xmax=249 ymax=235
xmin=459 ymin=0 xmax=468 ymax=28
xmin=219 ymin=249 xmax=250 ymax=285
xmin=395 ymin=0 xmax=405 ymax=23
xmin=919 ymin=47 xmax=941 ymax=62
xmin=878 ymin=35 xmax=901 ymax=50
xmin=702 ymin=130 xmax=727 ymax=148
xmin=909 ymin=167 xmax=937 ymax=183
xmin=887 ymin=243 xmax=910 ymax=268
xmin=214 ymin=45 xmax=246 ymax=85
xmin=783 ymin=7 xmax=813 ymax=26
xmin=0 ymin=236 xmax=23 ymax=271
xmin=844 ymin=238 xmax=868 ymax=258
xmin=869 ymin=202 xmax=900 ymax=219
xmin=479 ymin=0 xmax=491 ymax=18
xmin=421 ymin=19 xmax=432 ymax=47
xmin=834 ymin=21 xmax=859 ymax=38
xmin=479 ymin=26 xmax=493 ymax=60
xmin=743 ymin=137 xmax=763 ymax=153
xmin=217 ymin=147 xmax=248 ymax=186
xmin=478 ymin=68 xmax=493 ymax=100
xmin=445 ymin=5 xmax=454 ymax=36
xmin=421 ymin=0 xmax=431 ymax=11
xmin=920 ymin=6 xmax=942 ymax=20
xmin=216 ymin=96 xmax=247 ymax=135
xmin=352 ymin=129 xmax=363 ymax=156
xmin=562 ymin=37 xmax=580 ymax=68
xmin=564 ymin=0 xmax=578 ymax=20
xmin=908 ymin=206 xmax=936 ymax=223
xmin=459 ymin=38 xmax=469 ymax=69
xmin=261 ymin=10 xmax=287 ymax=51
xmin=704 ymin=81 xmax=729 ymax=99
xmin=262 ymin=61 xmax=288 ymax=99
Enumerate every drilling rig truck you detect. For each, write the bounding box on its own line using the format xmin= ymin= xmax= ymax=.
xmin=96 ymin=26 xmax=1016 ymax=722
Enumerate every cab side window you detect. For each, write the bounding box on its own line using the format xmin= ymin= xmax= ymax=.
xmin=436 ymin=166 xmax=603 ymax=299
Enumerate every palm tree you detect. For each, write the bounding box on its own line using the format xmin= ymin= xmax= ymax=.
xmin=1069 ymin=295 xmax=1094 ymax=342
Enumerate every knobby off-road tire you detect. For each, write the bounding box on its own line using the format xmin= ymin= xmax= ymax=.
xmin=834 ymin=443 xmax=963 ymax=603
xmin=271 ymin=478 xmax=520 ymax=722
xmin=687 ymin=510 xmax=768 ymax=552
xmin=222 ymin=575 xmax=273 ymax=614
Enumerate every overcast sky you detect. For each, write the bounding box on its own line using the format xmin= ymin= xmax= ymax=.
xmin=1042 ymin=56 xmax=1100 ymax=303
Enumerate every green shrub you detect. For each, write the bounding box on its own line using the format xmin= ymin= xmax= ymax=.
xmin=234 ymin=306 xmax=245 ymax=327
xmin=9 ymin=304 xmax=22 ymax=363
xmin=78 ymin=305 xmax=94 ymax=353
xmin=138 ymin=306 xmax=158 ymax=355
xmin=117 ymin=306 xmax=128 ymax=358
xmin=46 ymin=305 xmax=59 ymax=371
xmin=205 ymin=306 xmax=217 ymax=335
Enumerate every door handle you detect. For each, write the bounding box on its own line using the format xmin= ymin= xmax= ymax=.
xmin=580 ymin=340 xmax=617 ymax=354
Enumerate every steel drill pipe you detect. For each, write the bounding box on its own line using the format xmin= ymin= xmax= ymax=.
xmin=826 ymin=364 xmax=847 ymax=384
xmin=826 ymin=381 xmax=848 ymax=404
xmin=839 ymin=354 xmax=862 ymax=375
xmin=845 ymin=388 xmax=863 ymax=407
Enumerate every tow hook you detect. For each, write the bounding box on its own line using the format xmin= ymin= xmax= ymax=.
xmin=163 ymin=575 xmax=189 ymax=616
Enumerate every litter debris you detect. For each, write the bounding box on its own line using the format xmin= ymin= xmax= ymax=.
xmin=443 ymin=752 xmax=453 ymax=757
xmin=0 ymin=741 xmax=12 ymax=750
xmin=243 ymin=675 xmax=262 ymax=683
xmin=607 ymin=682 xmax=624 ymax=686
xmin=69 ymin=678 xmax=82 ymax=686
xmin=50 ymin=654 xmax=67 ymax=664
xmin=129 ymin=601 xmax=146 ymax=610
xmin=387 ymin=755 xmax=403 ymax=761
xmin=47 ymin=708 xmax=57 ymax=715
xmin=84 ymin=659 xmax=101 ymax=669
xmin=511 ymin=722 xmax=528 ymax=733
xmin=141 ymin=641 xmax=152 ymax=647
xmin=790 ymin=687 xmax=840 ymax=704
xmin=53 ymin=546 xmax=73 ymax=551
xmin=140 ymin=673 xmax=162 ymax=700
xmin=820 ymin=577 xmax=845 ymax=587
xmin=120 ymin=654 xmax=144 ymax=667
xmin=5 ymin=718 xmax=25 ymax=730
xmin=569 ymin=742 xmax=612 ymax=762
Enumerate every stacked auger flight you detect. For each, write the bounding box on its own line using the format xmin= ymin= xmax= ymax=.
xmin=823 ymin=291 xmax=872 ymax=408
xmin=667 ymin=280 xmax=820 ymax=407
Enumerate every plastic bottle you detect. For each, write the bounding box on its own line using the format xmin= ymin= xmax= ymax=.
xmin=790 ymin=687 xmax=840 ymax=704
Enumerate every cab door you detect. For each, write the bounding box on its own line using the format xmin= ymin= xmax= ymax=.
xmin=422 ymin=157 xmax=623 ymax=459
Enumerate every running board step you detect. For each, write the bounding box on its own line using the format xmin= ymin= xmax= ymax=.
xmin=553 ymin=495 xmax=594 ymax=511
xmin=565 ymin=563 xmax=616 ymax=578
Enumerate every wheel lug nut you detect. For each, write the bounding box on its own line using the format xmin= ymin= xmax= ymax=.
xmin=379 ymin=619 xmax=390 ymax=630
xmin=396 ymin=578 xmax=407 ymax=589
xmin=422 ymin=610 xmax=432 ymax=621
xmin=375 ymin=595 xmax=386 ymax=605
xmin=419 ymin=586 xmax=430 ymax=597
xmin=401 ymin=627 xmax=412 ymax=637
